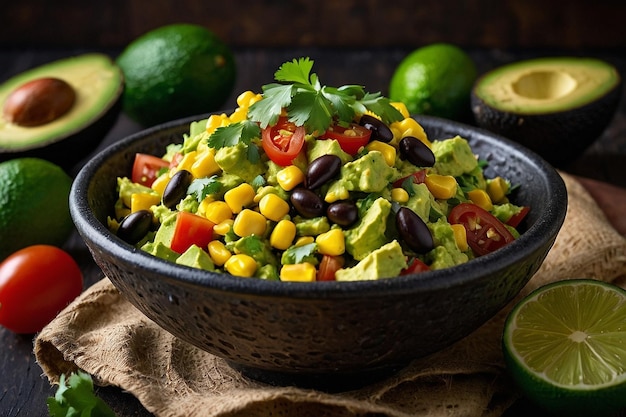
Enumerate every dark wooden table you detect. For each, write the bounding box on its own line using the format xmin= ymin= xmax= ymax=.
xmin=1 ymin=47 xmax=625 ymax=416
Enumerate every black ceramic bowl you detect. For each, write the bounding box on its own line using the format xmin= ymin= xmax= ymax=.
xmin=70 ymin=114 xmax=567 ymax=389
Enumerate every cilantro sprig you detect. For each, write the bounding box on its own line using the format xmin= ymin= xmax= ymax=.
xmin=47 ymin=371 xmax=115 ymax=417
xmin=248 ymin=57 xmax=404 ymax=134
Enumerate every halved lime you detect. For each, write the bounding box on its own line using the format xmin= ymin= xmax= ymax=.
xmin=503 ymin=279 xmax=626 ymax=416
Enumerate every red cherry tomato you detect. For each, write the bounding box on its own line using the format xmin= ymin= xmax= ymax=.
xmin=506 ymin=206 xmax=530 ymax=228
xmin=392 ymin=170 xmax=427 ymax=188
xmin=132 ymin=153 xmax=170 ymax=187
xmin=320 ymin=123 xmax=372 ymax=155
xmin=448 ymin=203 xmax=516 ymax=256
xmin=261 ymin=117 xmax=306 ymax=166
xmin=401 ymin=257 xmax=430 ymax=275
xmin=0 ymin=245 xmax=83 ymax=334
xmin=170 ymin=211 xmax=215 ymax=254
xmin=317 ymin=255 xmax=345 ymax=281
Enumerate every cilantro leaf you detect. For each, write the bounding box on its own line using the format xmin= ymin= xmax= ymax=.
xmin=187 ymin=175 xmax=222 ymax=202
xmin=207 ymin=120 xmax=261 ymax=149
xmin=47 ymin=371 xmax=115 ymax=417
xmin=247 ymin=57 xmax=404 ymax=135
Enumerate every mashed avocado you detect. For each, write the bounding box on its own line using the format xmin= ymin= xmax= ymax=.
xmin=344 ymin=197 xmax=392 ymax=261
xmin=214 ymin=142 xmax=265 ymax=182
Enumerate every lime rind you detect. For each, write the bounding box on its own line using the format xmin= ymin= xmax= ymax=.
xmin=503 ymin=279 xmax=626 ymax=415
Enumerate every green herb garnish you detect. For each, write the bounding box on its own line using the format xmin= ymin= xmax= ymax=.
xmin=188 ymin=175 xmax=222 ymax=202
xmin=248 ymin=57 xmax=404 ymax=134
xmin=47 ymin=371 xmax=116 ymax=417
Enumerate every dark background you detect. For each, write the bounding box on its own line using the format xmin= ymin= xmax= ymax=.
xmin=1 ymin=1 xmax=626 ymax=416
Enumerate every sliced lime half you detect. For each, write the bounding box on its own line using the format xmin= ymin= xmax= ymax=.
xmin=503 ymin=279 xmax=626 ymax=416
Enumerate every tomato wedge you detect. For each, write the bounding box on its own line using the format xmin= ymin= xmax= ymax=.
xmin=170 ymin=211 xmax=215 ymax=254
xmin=401 ymin=257 xmax=430 ymax=275
xmin=132 ymin=153 xmax=170 ymax=187
xmin=317 ymin=255 xmax=345 ymax=281
xmin=506 ymin=206 xmax=530 ymax=228
xmin=448 ymin=203 xmax=516 ymax=256
xmin=320 ymin=123 xmax=372 ymax=155
xmin=261 ymin=117 xmax=306 ymax=166
xmin=392 ymin=170 xmax=427 ymax=188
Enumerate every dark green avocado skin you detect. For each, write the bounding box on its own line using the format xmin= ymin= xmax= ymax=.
xmin=471 ymin=78 xmax=622 ymax=168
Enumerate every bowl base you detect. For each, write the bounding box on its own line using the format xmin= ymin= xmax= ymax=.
xmin=228 ymin=361 xmax=409 ymax=392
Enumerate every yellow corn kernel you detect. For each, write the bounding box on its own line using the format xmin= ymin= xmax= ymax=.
xmin=391 ymin=187 xmax=410 ymax=203
xmin=295 ymin=236 xmax=315 ymax=246
xmin=173 ymin=151 xmax=198 ymax=173
xmin=425 ymin=174 xmax=458 ymax=200
xmin=191 ymin=149 xmax=221 ymax=178
xmin=280 ymin=263 xmax=317 ymax=282
xmin=213 ymin=219 xmax=234 ymax=235
xmin=487 ymin=176 xmax=510 ymax=204
xmin=207 ymin=240 xmax=232 ymax=266
xmin=258 ymin=193 xmax=290 ymax=222
xmin=270 ymin=219 xmax=296 ymax=250
xmin=233 ymin=209 xmax=267 ymax=237
xmin=224 ymin=183 xmax=256 ymax=213
xmin=203 ymin=201 xmax=233 ymax=224
xmin=205 ymin=113 xmax=229 ymax=135
xmin=151 ymin=173 xmax=170 ymax=196
xmin=224 ymin=254 xmax=257 ymax=277
xmin=324 ymin=185 xmax=350 ymax=203
xmin=316 ymin=228 xmax=345 ymax=256
xmin=391 ymin=117 xmax=431 ymax=147
xmin=366 ymin=141 xmax=396 ymax=166
xmin=236 ymin=90 xmax=262 ymax=108
xmin=467 ymin=189 xmax=494 ymax=211
xmin=276 ymin=165 xmax=305 ymax=191
xmin=391 ymin=102 xmax=410 ymax=118
xmin=451 ymin=224 xmax=469 ymax=252
xmin=130 ymin=192 xmax=160 ymax=213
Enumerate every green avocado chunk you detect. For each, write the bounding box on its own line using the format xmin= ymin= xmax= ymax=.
xmin=335 ymin=240 xmax=407 ymax=281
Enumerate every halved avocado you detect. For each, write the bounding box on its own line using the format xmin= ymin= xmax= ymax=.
xmin=471 ymin=57 xmax=622 ymax=167
xmin=0 ymin=53 xmax=124 ymax=170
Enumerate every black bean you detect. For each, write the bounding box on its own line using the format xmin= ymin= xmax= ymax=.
xmin=359 ymin=114 xmax=393 ymax=143
xmin=117 ymin=210 xmax=154 ymax=245
xmin=327 ymin=200 xmax=359 ymax=227
xmin=162 ymin=169 xmax=193 ymax=208
xmin=305 ymin=154 xmax=342 ymax=189
xmin=290 ymin=188 xmax=325 ymax=218
xmin=398 ymin=136 xmax=436 ymax=167
xmin=396 ymin=207 xmax=434 ymax=254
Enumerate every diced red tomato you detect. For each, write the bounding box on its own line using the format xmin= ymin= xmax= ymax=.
xmin=261 ymin=117 xmax=306 ymax=166
xmin=132 ymin=153 xmax=169 ymax=187
xmin=170 ymin=211 xmax=215 ymax=254
xmin=319 ymin=123 xmax=372 ymax=155
xmin=168 ymin=152 xmax=184 ymax=169
xmin=392 ymin=170 xmax=427 ymax=188
xmin=448 ymin=203 xmax=515 ymax=256
xmin=401 ymin=257 xmax=430 ymax=275
xmin=317 ymin=255 xmax=345 ymax=281
xmin=506 ymin=206 xmax=530 ymax=228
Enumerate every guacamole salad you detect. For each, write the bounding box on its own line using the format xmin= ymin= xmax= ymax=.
xmin=108 ymin=58 xmax=529 ymax=282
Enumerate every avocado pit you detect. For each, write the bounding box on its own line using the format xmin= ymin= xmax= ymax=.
xmin=3 ymin=77 xmax=76 ymax=127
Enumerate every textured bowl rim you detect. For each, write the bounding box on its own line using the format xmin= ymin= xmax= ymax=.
xmin=70 ymin=114 xmax=568 ymax=300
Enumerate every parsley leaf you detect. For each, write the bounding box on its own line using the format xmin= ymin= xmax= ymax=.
xmin=187 ymin=175 xmax=222 ymax=203
xmin=47 ymin=371 xmax=115 ymax=417
xmin=248 ymin=57 xmax=404 ymax=135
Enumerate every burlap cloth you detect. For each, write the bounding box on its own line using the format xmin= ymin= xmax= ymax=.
xmin=34 ymin=172 xmax=626 ymax=417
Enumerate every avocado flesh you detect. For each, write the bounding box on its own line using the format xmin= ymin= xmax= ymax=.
xmin=471 ymin=57 xmax=622 ymax=166
xmin=0 ymin=53 xmax=123 ymax=156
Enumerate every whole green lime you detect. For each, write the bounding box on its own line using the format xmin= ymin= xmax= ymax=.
xmin=389 ymin=43 xmax=477 ymax=120
xmin=116 ymin=23 xmax=237 ymax=127
xmin=503 ymin=279 xmax=626 ymax=417
xmin=0 ymin=158 xmax=73 ymax=260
